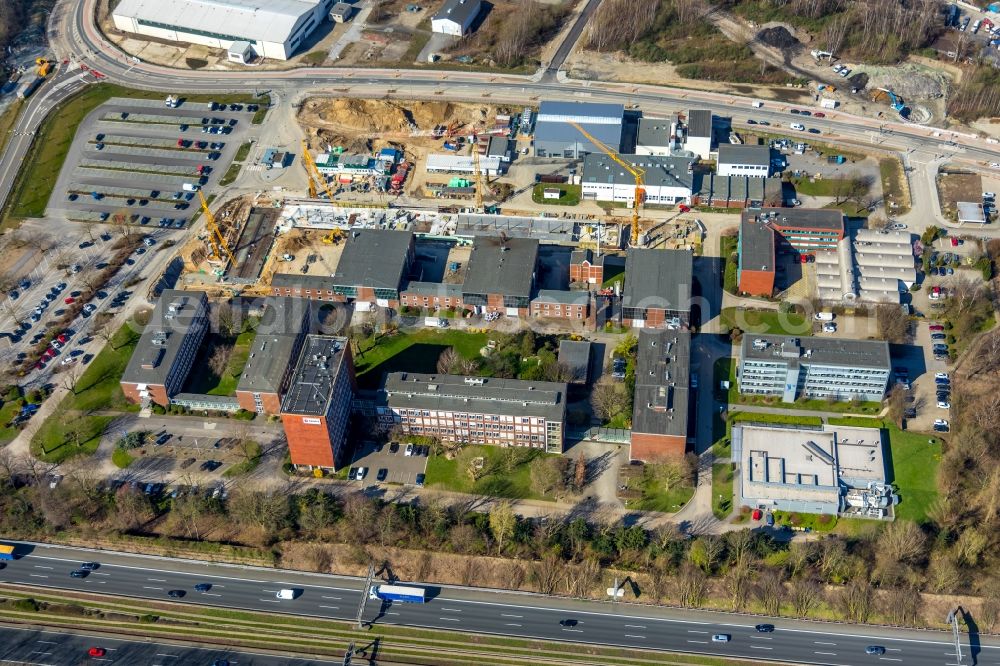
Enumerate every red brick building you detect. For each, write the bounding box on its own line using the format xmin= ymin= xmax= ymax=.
xmin=570 ymin=249 xmax=605 ymax=284
xmin=280 ymin=335 xmax=356 ymax=472
xmin=399 ymin=282 xmax=463 ymax=311
xmin=461 ymin=236 xmax=537 ymax=318
xmin=630 ymin=329 xmax=691 ymax=461
xmin=621 ymin=248 xmax=692 ymax=329
xmin=530 ymin=290 xmax=590 ymax=320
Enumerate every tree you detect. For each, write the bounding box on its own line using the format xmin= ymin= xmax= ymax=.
xmin=838 ymin=578 xmax=874 ymax=623
xmin=688 ymin=535 xmax=724 ymax=574
xmin=789 ymin=577 xmax=821 ymax=617
xmin=755 ymin=569 xmax=786 ymax=617
xmin=674 ymin=562 xmax=708 ymax=608
xmin=886 ymin=384 xmax=908 ymax=426
xmin=227 ymin=488 xmax=287 ymax=534
xmin=876 ymin=303 xmax=910 ymax=344
xmin=590 ymin=377 xmax=628 ymax=422
xmin=530 ymin=456 xmax=568 ymax=498
xmin=58 ymin=365 xmax=84 ymax=394
xmin=880 ymin=520 xmax=926 ymax=565
xmin=217 ymin=302 xmax=237 ymax=338
xmin=489 ymin=500 xmax=516 ymax=554
xmin=437 ymin=347 xmax=459 ymax=374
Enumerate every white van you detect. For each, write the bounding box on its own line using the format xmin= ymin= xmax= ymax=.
xmin=814 ymin=312 xmax=834 ymax=321
xmin=276 ymin=588 xmax=296 ymax=600
xmin=790 ymin=123 xmax=805 ymax=131
xmin=751 ymin=100 xmax=763 ymax=108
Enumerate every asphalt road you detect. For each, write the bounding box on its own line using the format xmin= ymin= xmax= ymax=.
xmin=0 ymin=624 xmax=340 ymax=666
xmin=0 ymin=542 xmax=996 ymax=666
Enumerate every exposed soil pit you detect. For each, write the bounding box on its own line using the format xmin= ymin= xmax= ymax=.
xmin=854 ymin=64 xmax=949 ymax=102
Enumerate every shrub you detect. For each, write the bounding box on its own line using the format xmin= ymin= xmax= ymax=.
xmin=232 ymin=409 xmax=255 ymax=421
xmin=12 ymin=598 xmax=39 ymax=612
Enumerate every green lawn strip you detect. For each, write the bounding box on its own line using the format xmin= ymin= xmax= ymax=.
xmin=822 ymin=200 xmax=871 ymax=218
xmin=632 ymin=470 xmax=695 ymax=513
xmin=730 ymin=411 xmax=823 ymax=426
xmin=879 ymin=156 xmax=910 ymax=214
xmin=233 ymin=141 xmax=253 ymax=162
xmin=0 ymin=400 xmax=22 ymax=444
xmin=216 ymin=329 xmax=255 ymax=396
xmin=1 ymin=83 xmax=268 ymax=226
xmin=885 ymin=426 xmax=941 ymax=523
xmin=354 ymin=329 xmax=488 ymax=388
xmin=720 ymin=235 xmax=738 ymax=293
xmin=424 ymin=445 xmax=558 ymax=500
xmin=712 ymin=462 xmax=734 ymax=519
xmin=531 ymin=183 xmax=582 ymax=205
xmin=223 ymin=442 xmax=262 ymax=477
xmin=771 ymin=509 xmax=838 ymax=532
xmin=788 ymin=176 xmax=856 ymax=197
xmin=111 ymin=447 xmax=134 ymax=468
xmin=727 ymin=356 xmax=882 ymax=415
xmin=218 ymin=162 xmax=242 ymax=186
xmin=720 ymin=307 xmax=808 ymax=335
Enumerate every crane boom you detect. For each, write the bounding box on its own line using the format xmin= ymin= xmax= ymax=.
xmin=567 ymin=121 xmax=644 ymax=244
xmin=301 ymin=140 xmax=337 ymax=202
xmin=472 ymin=138 xmax=484 ymax=211
xmin=197 ymin=190 xmax=235 ymax=266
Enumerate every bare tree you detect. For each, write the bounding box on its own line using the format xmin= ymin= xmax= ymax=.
xmin=881 ymin=520 xmax=927 ymax=565
xmin=590 ymin=377 xmax=628 ymax=422
xmin=674 ymin=562 xmax=708 ymax=608
xmin=489 ymin=500 xmax=517 ymax=554
xmin=789 ymin=577 xmax=821 ymax=617
xmin=437 ymin=347 xmax=459 ymax=374
xmin=876 ymin=303 xmax=911 ymax=344
xmin=573 ymin=451 xmax=587 ymax=491
xmin=208 ymin=344 xmax=231 ymax=378
xmin=217 ymin=302 xmax=238 ymax=338
xmin=755 ymin=569 xmax=786 ymax=616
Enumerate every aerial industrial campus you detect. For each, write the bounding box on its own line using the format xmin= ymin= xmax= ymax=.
xmin=2 ymin=0 xmax=1000 ymax=664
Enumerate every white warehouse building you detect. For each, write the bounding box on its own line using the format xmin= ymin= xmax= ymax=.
xmin=582 ymin=154 xmax=697 ymax=206
xmin=112 ymin=0 xmax=334 ymax=61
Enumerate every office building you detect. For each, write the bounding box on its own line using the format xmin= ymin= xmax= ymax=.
xmin=121 ymin=290 xmax=208 ymax=407
xmin=738 ymin=334 xmax=890 ymax=403
xmin=112 ymin=0 xmax=334 ymax=61
xmin=582 ymin=154 xmax=697 ymax=206
xmin=280 ymin=335 xmax=355 ymax=472
xmin=236 ymin=297 xmax=311 ymax=414
xmin=377 ymin=373 xmax=567 ymax=452
xmin=558 ymin=340 xmax=593 ymax=384
xmin=734 ymin=423 xmax=893 ymax=516
xmin=717 ymin=144 xmax=774 ymax=178
xmin=533 ymin=101 xmax=625 ymax=158
xmin=621 ymin=248 xmax=693 ymax=328
xmin=630 ymin=329 xmax=691 ymax=461
xmin=685 ymin=110 xmax=713 ymax=159
xmin=461 ymin=236 xmax=538 ymax=317
xmin=530 ymin=289 xmax=590 ymax=320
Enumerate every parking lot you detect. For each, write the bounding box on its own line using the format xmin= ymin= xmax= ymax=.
xmin=348 ymin=440 xmax=429 ymax=486
xmin=49 ymin=97 xmax=255 ymax=228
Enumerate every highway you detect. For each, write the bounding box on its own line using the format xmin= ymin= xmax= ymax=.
xmin=0 ymin=542 xmax=996 ymax=666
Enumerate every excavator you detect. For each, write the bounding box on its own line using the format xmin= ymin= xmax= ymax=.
xmin=35 ymin=58 xmax=52 ymax=77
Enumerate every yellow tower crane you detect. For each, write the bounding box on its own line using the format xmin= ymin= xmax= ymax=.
xmin=198 ymin=190 xmax=235 ymax=265
xmin=300 ymin=140 xmax=337 ymax=202
xmin=472 ymin=137 xmax=485 ymax=212
xmin=567 ymin=121 xmax=645 ymax=244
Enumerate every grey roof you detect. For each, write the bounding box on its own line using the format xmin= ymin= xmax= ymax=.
xmin=271 ymin=273 xmax=334 ymax=291
xmin=534 ymin=101 xmax=625 ymax=151
xmin=121 ymin=290 xmax=207 ymax=387
xmin=113 ymin=0 xmax=322 ymax=43
xmin=237 ymin=297 xmax=310 ymax=395
xmin=486 ymin=136 xmax=510 ymax=158
xmin=739 ymin=218 xmax=776 ymax=272
xmin=558 ymin=340 xmax=592 ymax=383
xmin=705 ymin=174 xmax=783 ymax=204
xmin=622 ymin=248 xmax=693 ymax=313
xmin=334 ymin=229 xmax=413 ymax=290
xmin=281 ymin=335 xmax=351 ymax=415
xmin=532 ymin=289 xmax=589 ymax=305
xmin=741 ymin=334 xmax=891 ymax=370
xmin=582 ymin=154 xmax=697 ymax=191
xmin=330 ymin=2 xmax=353 ymax=17
xmin=402 ymin=281 xmax=464 ymax=298
xmin=637 ymin=118 xmax=674 ymax=148
xmin=382 ymin=372 xmax=567 ymax=422
xmin=433 ymin=0 xmax=481 ymax=24
xmin=462 ymin=236 xmax=538 ymax=298
xmin=632 ymin=329 xmax=690 ymax=437
xmin=687 ymin=110 xmax=712 ymax=138
xmin=746 ymin=207 xmax=844 ymax=231
xmin=718 ymin=144 xmax=772 ymax=167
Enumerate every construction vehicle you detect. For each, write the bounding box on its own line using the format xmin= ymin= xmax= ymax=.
xmin=35 ymin=58 xmax=52 ymax=77
xmin=810 ymin=50 xmax=834 ymax=61
xmin=300 ymin=140 xmax=337 ymax=202
xmin=568 ymin=121 xmax=644 ymax=244
xmin=872 ymin=88 xmax=907 ymax=116
xmin=472 ymin=139 xmax=485 ymax=212
xmin=197 ymin=190 xmax=235 ymax=265
xmin=322 ymin=229 xmax=343 ymax=244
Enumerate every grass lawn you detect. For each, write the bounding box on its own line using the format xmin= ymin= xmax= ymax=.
xmin=112 ymin=447 xmax=135 ymax=469
xmin=712 ymin=462 xmax=734 ymax=519
xmin=631 ymin=467 xmax=695 ymax=513
xmin=223 ymin=441 xmax=262 ymax=477
xmin=879 ymin=156 xmax=910 ymax=215
xmin=219 ymin=163 xmax=242 ymax=186
xmin=720 ymin=307 xmax=808 ymax=335
xmin=1 ymin=83 xmax=269 ymax=228
xmin=823 ymin=201 xmax=871 ymax=218
xmin=886 ymin=427 xmax=941 ymax=523
xmin=720 ymin=235 xmax=738 ymax=293
xmin=531 ymin=183 xmax=581 ymax=206
xmin=185 ymin=329 xmax=255 ymax=397
xmin=31 ymin=324 xmax=141 ymax=463
xmin=789 ymin=176 xmax=856 ymax=197
xmin=730 ymin=411 xmax=823 ymax=427
xmin=0 ymin=400 xmax=22 ymax=445
xmin=233 ymin=141 xmax=253 ymax=162
xmin=354 ymin=329 xmax=488 ymax=389
xmin=772 ymin=509 xmax=838 ymax=532
xmin=424 ymin=446 xmax=557 ymax=500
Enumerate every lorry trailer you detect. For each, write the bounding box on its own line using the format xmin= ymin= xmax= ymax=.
xmin=0 ymin=544 xmax=15 ymax=561
xmin=369 ymin=584 xmax=426 ymax=603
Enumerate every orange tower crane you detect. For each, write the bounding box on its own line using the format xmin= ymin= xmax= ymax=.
xmin=301 ymin=140 xmax=337 ymax=202
xmin=567 ymin=121 xmax=645 ymax=244
xmin=197 ymin=190 xmax=235 ymax=265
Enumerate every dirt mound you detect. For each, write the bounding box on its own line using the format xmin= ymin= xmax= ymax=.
xmin=848 ymin=72 xmax=869 ymax=90
xmin=757 ymin=26 xmax=800 ymax=51
xmin=299 ymin=98 xmax=496 ymax=134
xmin=854 ymin=64 xmax=949 ymax=101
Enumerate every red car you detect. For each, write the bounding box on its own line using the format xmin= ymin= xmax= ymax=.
xmin=177 ymin=138 xmax=185 ymax=148
xmin=929 ymin=324 xmax=944 ymax=331
xmin=64 ymin=297 xmax=75 ymax=304
xmin=800 ymin=254 xmax=809 ymax=264
xmin=752 ymin=509 xmax=763 ymax=520
xmin=813 ymin=112 xmax=826 ymax=118
xmin=57 ymin=334 xmax=68 ymax=343
xmin=88 ymin=647 xmax=106 ymax=657
xmin=678 ymin=204 xmax=691 ymax=213
xmin=950 ymin=237 xmax=959 ymax=246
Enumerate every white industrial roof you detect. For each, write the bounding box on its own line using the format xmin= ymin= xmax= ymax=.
xmin=113 ymin=0 xmax=322 ymax=43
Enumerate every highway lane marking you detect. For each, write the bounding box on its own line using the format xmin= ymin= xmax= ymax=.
xmin=29 ymin=574 xmax=48 ymax=578
xmin=814 ymin=652 xmax=838 ymax=656
xmin=258 ymin=599 xmax=280 ymax=603
xmin=562 ymin=629 xmax=583 ymax=633
xmin=754 ymin=636 xmax=773 ymax=640
xmin=624 ymin=634 xmax=645 ymax=639
xmin=387 ymin=612 xmax=399 ymax=615
xmin=33 ymin=565 xmax=53 ymax=569
xmin=688 ymin=630 xmax=708 ymax=634
xmin=750 ymin=645 xmax=773 ymax=650
xmin=624 ymin=624 xmax=646 ymax=629
xmin=148 ymin=578 xmax=167 ymax=582
xmin=142 ymin=586 xmax=163 ymax=590
xmin=687 ymin=640 xmax=708 ymax=644
xmin=35 ymin=641 xmax=56 ymax=644
xmin=93 ymin=572 xmax=109 ymax=576
xmin=202 ymin=593 xmax=221 ymax=597
xmin=155 ymin=654 xmax=178 ymax=658
xmin=814 ymin=641 xmax=837 ymax=645
xmin=321 ymin=595 xmax=341 ymax=600
xmin=878 ymin=659 xmax=902 ymax=662
xmin=438 ymin=617 xmax=461 ymax=622
xmin=441 ymin=608 xmax=462 ymax=612
xmin=505 ymin=623 xmax=522 ymax=627
xmin=501 ymin=614 xmax=522 ymax=618
xmin=319 ymin=605 xmax=339 ymax=610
